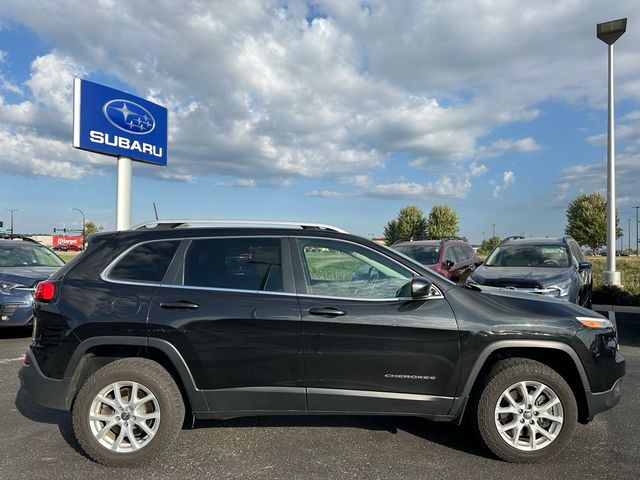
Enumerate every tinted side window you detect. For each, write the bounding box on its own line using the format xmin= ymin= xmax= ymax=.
xmin=183 ymin=238 xmax=283 ymax=292
xmin=467 ymin=245 xmax=477 ymax=259
xmin=453 ymin=245 xmax=470 ymax=262
xmin=444 ymin=246 xmax=457 ymax=264
xmin=110 ymin=241 xmax=180 ymax=283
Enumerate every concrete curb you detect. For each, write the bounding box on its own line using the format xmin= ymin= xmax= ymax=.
xmin=593 ymin=304 xmax=640 ymax=313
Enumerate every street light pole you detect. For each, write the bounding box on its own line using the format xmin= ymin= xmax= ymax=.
xmin=72 ymin=208 xmax=86 ymax=250
xmin=597 ymin=18 xmax=627 ymax=286
xmin=492 ymin=224 xmax=496 ymax=238
xmin=628 ymin=218 xmax=631 ymax=253
xmin=4 ymin=209 xmax=18 ymax=235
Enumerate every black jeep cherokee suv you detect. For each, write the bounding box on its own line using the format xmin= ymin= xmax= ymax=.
xmin=20 ymin=220 xmax=624 ymax=466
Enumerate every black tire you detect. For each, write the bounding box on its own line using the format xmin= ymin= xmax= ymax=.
xmin=72 ymin=358 xmax=185 ymax=467
xmin=470 ymin=358 xmax=577 ymax=463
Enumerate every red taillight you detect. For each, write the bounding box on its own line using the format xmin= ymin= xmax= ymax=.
xmin=34 ymin=282 xmax=55 ymax=302
xmin=23 ymin=354 xmax=30 ymax=366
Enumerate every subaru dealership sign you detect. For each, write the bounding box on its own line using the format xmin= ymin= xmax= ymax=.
xmin=72 ymin=78 xmax=167 ymax=166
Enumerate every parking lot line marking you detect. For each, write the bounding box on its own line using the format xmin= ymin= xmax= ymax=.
xmin=0 ymin=357 xmax=24 ymax=365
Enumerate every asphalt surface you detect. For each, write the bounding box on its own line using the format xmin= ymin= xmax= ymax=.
xmin=1 ymin=315 xmax=639 ymax=480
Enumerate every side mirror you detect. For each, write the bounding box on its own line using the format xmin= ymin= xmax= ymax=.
xmin=578 ymin=261 xmax=592 ymax=271
xmin=396 ymin=276 xmax=438 ymax=299
xmin=474 ymin=260 xmax=483 ymax=267
xmin=397 ymin=277 xmax=440 ymax=299
xmin=443 ymin=260 xmax=455 ymax=269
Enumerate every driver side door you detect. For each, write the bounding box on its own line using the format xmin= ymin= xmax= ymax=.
xmin=292 ymin=237 xmax=460 ymax=416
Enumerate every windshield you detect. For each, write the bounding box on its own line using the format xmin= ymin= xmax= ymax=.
xmin=0 ymin=243 xmax=65 ymax=268
xmin=392 ymin=245 xmax=440 ymax=265
xmin=485 ymin=244 xmax=571 ymax=268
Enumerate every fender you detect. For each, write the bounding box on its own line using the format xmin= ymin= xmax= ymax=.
xmin=449 ymin=340 xmax=591 ymax=422
xmin=61 ymin=335 xmax=208 ymax=411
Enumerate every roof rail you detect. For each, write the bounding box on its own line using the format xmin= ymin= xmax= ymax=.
xmin=130 ymin=219 xmax=349 ymax=234
xmin=500 ymin=235 xmax=526 ymax=243
xmin=440 ymin=236 xmax=464 ymax=242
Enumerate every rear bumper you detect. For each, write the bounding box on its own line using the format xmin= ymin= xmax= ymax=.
xmin=19 ymin=347 xmax=67 ymax=410
xmin=585 ymin=377 xmax=624 ymax=421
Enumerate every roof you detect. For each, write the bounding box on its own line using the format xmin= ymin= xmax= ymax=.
xmin=393 ymin=238 xmax=467 ymax=247
xmin=499 ymin=237 xmax=568 ymax=246
xmin=131 ymin=219 xmax=348 ymax=234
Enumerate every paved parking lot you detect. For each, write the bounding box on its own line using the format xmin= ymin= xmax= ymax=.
xmin=1 ymin=316 xmax=638 ymax=480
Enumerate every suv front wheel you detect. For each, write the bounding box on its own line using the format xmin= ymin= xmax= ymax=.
xmin=72 ymin=358 xmax=185 ymax=467
xmin=472 ymin=358 xmax=578 ymax=462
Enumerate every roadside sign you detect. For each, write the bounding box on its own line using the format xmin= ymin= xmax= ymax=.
xmin=72 ymin=78 xmax=167 ymax=166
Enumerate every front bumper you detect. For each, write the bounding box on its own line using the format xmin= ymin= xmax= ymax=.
xmin=585 ymin=377 xmax=624 ymax=420
xmin=19 ymin=347 xmax=68 ymax=410
xmin=1 ymin=300 xmax=34 ymax=327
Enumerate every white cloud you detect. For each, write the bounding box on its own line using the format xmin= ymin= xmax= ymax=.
xmin=365 ymin=175 xmax=472 ymax=200
xmin=477 ymin=137 xmax=541 ymax=159
xmin=493 ymin=171 xmax=516 ymax=198
xmin=470 ymin=161 xmax=488 ymax=177
xmin=555 ymin=151 xmax=640 ymax=207
xmin=0 ymin=0 xmax=639 ymax=198
xmin=305 ymin=190 xmax=344 ymax=198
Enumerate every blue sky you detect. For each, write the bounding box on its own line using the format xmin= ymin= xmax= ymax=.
xmin=1 ymin=1 xmax=639 ymax=244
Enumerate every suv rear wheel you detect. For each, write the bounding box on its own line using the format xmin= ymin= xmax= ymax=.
xmin=71 ymin=358 xmax=185 ymax=467
xmin=472 ymin=358 xmax=577 ymax=462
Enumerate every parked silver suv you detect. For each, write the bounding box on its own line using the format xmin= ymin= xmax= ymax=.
xmin=467 ymin=236 xmax=592 ymax=308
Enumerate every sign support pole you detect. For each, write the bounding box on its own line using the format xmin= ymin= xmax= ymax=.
xmin=116 ymin=156 xmax=132 ymax=230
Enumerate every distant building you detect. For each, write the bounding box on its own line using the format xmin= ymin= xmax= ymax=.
xmin=29 ymin=235 xmax=54 ymax=247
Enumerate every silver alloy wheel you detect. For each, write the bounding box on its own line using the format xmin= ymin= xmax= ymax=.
xmin=88 ymin=381 xmax=161 ymax=453
xmin=494 ymin=380 xmax=564 ymax=451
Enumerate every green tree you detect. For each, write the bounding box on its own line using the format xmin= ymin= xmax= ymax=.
xmin=564 ymin=192 xmax=621 ymax=252
xmin=383 ymin=205 xmax=428 ymax=245
xmin=478 ymin=236 xmax=501 ymax=256
xmin=82 ymin=220 xmax=101 ymax=245
xmin=425 ymin=204 xmax=460 ymax=239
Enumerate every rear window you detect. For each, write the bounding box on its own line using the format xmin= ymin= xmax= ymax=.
xmin=392 ymin=245 xmax=440 ymax=265
xmin=109 ymin=241 xmax=180 ymax=283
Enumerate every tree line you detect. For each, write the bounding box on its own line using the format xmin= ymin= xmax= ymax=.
xmin=382 ymin=191 xmax=620 ymax=255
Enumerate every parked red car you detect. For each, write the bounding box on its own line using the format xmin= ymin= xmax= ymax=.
xmin=392 ymin=238 xmax=481 ymax=282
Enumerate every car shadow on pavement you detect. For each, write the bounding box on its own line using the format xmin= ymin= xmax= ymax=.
xmin=615 ymin=314 xmax=640 ymax=348
xmin=0 ymin=327 xmax=32 ymax=339
xmin=14 ymin=384 xmax=87 ymax=458
xmin=195 ymin=415 xmax=492 ymax=460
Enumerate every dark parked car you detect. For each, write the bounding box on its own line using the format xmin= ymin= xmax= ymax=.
xmin=0 ymin=236 xmax=64 ymax=327
xmin=467 ymin=236 xmax=592 ymax=308
xmin=21 ymin=220 xmax=623 ymax=466
xmin=392 ymin=238 xmax=481 ymax=282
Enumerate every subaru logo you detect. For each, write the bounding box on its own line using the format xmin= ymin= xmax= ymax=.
xmin=103 ymin=99 xmax=155 ymax=135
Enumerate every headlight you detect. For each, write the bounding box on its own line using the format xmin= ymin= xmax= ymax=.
xmin=576 ymin=316 xmax=613 ymax=329
xmin=0 ymin=282 xmax=25 ymax=295
xmin=545 ymin=278 xmax=573 ymax=298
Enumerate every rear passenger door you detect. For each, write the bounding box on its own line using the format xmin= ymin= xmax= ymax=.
xmin=147 ymin=236 xmax=305 ymax=413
